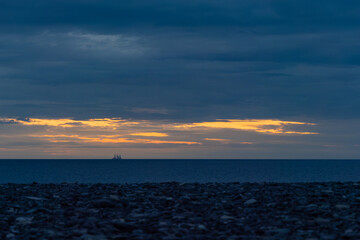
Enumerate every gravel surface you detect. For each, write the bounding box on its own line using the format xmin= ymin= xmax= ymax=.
xmin=2 ymin=182 xmax=360 ymax=239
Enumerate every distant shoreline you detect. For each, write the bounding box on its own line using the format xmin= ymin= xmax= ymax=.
xmin=1 ymin=158 xmax=360 ymax=160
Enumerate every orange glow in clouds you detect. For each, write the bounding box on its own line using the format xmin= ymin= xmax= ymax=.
xmin=129 ymin=132 xmax=168 ymax=137
xmin=2 ymin=118 xmax=140 ymax=128
xmin=34 ymin=134 xmax=200 ymax=145
xmin=177 ymin=119 xmax=318 ymax=135
xmin=0 ymin=117 xmax=318 ymax=149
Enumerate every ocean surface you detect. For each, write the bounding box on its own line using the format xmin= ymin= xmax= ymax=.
xmin=0 ymin=159 xmax=360 ymax=183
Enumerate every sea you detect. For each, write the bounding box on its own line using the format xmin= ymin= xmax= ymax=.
xmin=0 ymin=159 xmax=359 ymax=184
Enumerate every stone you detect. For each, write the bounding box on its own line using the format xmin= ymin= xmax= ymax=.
xmin=112 ymin=222 xmax=136 ymax=233
xmin=335 ymin=204 xmax=350 ymax=210
xmin=244 ymin=199 xmax=257 ymax=205
xmin=6 ymin=233 xmax=15 ymax=238
xmin=16 ymin=217 xmax=33 ymax=225
xmin=3 ymin=181 xmax=360 ymax=239
xmin=220 ymin=215 xmax=234 ymax=220
xmin=80 ymin=234 xmax=107 ymax=240
xmin=92 ymin=199 xmax=116 ymax=208
xmin=321 ymin=190 xmax=334 ymax=194
xmin=315 ymin=218 xmax=331 ymax=224
xmin=270 ymin=228 xmax=290 ymax=235
xmin=109 ymin=195 xmax=120 ymax=201
xmin=25 ymin=196 xmax=45 ymax=201
xmin=197 ymin=224 xmax=207 ymax=231
xmin=320 ymin=235 xmax=336 ymax=240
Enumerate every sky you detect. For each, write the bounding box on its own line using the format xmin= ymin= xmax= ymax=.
xmin=0 ymin=0 xmax=359 ymax=159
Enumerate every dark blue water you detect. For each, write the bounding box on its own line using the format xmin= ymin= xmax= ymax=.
xmin=0 ymin=160 xmax=359 ymax=183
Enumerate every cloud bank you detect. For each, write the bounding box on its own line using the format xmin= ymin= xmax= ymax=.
xmin=0 ymin=1 xmax=359 ymax=158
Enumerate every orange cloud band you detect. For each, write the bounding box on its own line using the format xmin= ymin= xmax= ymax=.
xmin=177 ymin=119 xmax=318 ymax=135
xmin=32 ymin=134 xmax=200 ymax=145
xmin=1 ymin=117 xmax=318 ymax=148
xmin=1 ymin=118 xmax=141 ymax=128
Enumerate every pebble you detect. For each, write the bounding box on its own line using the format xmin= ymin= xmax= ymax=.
xmin=244 ymin=199 xmax=257 ymax=205
xmin=0 ymin=182 xmax=360 ymax=239
xmin=6 ymin=233 xmax=15 ymax=238
xmin=25 ymin=196 xmax=45 ymax=201
xmin=16 ymin=217 xmax=33 ymax=225
xmin=335 ymin=204 xmax=350 ymax=209
xmin=92 ymin=199 xmax=116 ymax=208
xmin=197 ymin=224 xmax=207 ymax=231
xmin=112 ymin=222 xmax=136 ymax=232
xmin=315 ymin=218 xmax=331 ymax=223
xmin=220 ymin=215 xmax=234 ymax=220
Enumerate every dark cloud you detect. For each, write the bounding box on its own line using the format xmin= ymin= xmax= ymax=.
xmin=1 ymin=0 xmax=360 ymax=30
xmin=0 ymin=1 xmax=359 ymax=121
xmin=0 ymin=119 xmax=17 ymax=124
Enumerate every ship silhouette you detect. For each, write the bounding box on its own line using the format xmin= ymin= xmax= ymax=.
xmin=112 ymin=154 xmax=122 ymax=160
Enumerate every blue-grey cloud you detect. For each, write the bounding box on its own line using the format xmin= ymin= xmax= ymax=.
xmin=0 ymin=0 xmax=359 ymax=121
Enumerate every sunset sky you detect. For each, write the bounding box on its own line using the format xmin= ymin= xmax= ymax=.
xmin=0 ymin=1 xmax=359 ymax=158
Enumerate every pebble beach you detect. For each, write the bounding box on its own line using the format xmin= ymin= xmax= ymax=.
xmin=2 ymin=182 xmax=360 ymax=239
